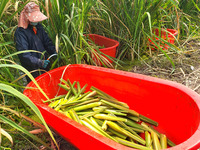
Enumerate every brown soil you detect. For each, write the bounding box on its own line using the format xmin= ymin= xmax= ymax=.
xmin=129 ymin=38 xmax=200 ymax=95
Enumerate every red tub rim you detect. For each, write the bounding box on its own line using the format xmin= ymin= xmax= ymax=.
xmin=84 ymin=34 xmax=119 ymax=51
xmin=152 ymin=28 xmax=178 ymax=38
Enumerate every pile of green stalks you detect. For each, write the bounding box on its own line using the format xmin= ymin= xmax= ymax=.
xmin=43 ymin=79 xmax=176 ymax=150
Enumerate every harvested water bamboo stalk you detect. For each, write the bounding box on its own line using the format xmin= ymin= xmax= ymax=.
xmin=74 ymin=102 xmax=101 ymax=112
xmin=110 ymin=113 xmax=143 ymax=140
xmin=106 ymin=121 xmax=146 ymax=145
xmin=67 ymin=79 xmax=77 ymax=95
xmin=81 ymin=120 xmax=103 ymax=135
xmin=97 ymin=95 xmax=129 ymax=108
xmin=129 ymin=126 xmax=144 ymax=133
xmin=102 ymin=120 xmax=108 ymax=131
xmin=101 ymin=100 xmax=139 ymax=117
xmin=145 ymin=131 xmax=153 ymax=149
xmin=61 ymin=98 xmax=94 ymax=107
xmin=81 ymin=91 xmax=97 ymax=100
xmin=140 ymin=114 xmax=158 ymax=126
xmin=43 ymin=94 xmax=66 ymax=103
xmin=84 ymin=117 xmax=118 ymax=142
xmin=68 ymin=109 xmax=80 ymax=123
xmin=61 ymin=111 xmax=72 ymax=119
xmin=65 ymin=91 xmax=90 ymax=104
xmin=160 ymin=134 xmax=167 ymax=149
xmin=125 ymin=119 xmax=146 ymax=130
xmin=60 ymin=78 xmax=69 ymax=86
xmin=90 ymin=86 xmax=114 ymax=99
xmin=77 ymin=81 xmax=81 ymax=93
xmin=127 ymin=115 xmax=140 ymax=122
xmin=107 ymin=128 xmax=127 ymax=139
xmin=151 ymin=131 xmax=161 ymax=150
xmin=58 ymin=83 xmax=70 ymax=91
xmin=75 ymin=99 xmax=100 ymax=107
xmin=93 ymin=107 xmax=127 ymax=116
xmin=80 ymin=107 xmax=105 ymax=119
xmin=94 ymin=114 xmax=127 ymax=122
xmin=115 ymin=137 xmax=151 ymax=150
xmin=141 ymin=122 xmax=176 ymax=147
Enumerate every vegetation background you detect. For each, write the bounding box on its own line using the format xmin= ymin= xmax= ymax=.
xmin=0 ymin=0 xmax=199 ymax=149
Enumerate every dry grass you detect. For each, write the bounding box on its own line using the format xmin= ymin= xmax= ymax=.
xmin=130 ymin=38 xmax=200 ymax=94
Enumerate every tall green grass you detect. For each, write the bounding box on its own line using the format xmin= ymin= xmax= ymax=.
xmin=179 ymin=0 xmax=200 ymax=37
xmin=40 ymin=0 xmax=199 ymax=67
xmin=91 ymin=0 xmax=180 ymax=66
xmin=42 ymin=0 xmax=98 ymax=65
xmin=0 ymin=59 xmax=59 ymax=148
xmin=0 ymin=0 xmax=58 ymax=148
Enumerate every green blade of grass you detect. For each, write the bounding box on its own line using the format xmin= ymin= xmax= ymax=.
xmin=0 ymin=114 xmax=49 ymax=148
xmin=0 ymin=83 xmax=58 ymax=149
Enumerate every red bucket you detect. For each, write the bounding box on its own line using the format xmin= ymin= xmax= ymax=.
xmin=148 ymin=28 xmax=178 ymax=50
xmin=24 ymin=64 xmax=200 ymax=150
xmin=85 ymin=34 xmax=119 ymax=66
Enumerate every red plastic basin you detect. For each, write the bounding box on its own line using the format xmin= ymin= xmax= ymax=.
xmin=148 ymin=28 xmax=178 ymax=50
xmin=85 ymin=34 xmax=119 ymax=66
xmin=23 ymin=64 xmax=200 ymax=150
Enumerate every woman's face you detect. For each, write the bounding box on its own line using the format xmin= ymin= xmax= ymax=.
xmin=30 ymin=22 xmax=39 ymax=26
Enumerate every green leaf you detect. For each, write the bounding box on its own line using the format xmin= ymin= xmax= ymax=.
xmin=0 ymin=63 xmax=59 ymax=148
xmin=2 ymin=50 xmax=43 ymax=59
xmin=0 ymin=114 xmax=49 ymax=147
xmin=0 ymin=41 xmax=13 ymax=47
xmin=192 ymin=0 xmax=200 ymax=12
xmin=0 ymin=128 xmax=13 ymax=145
xmin=0 ymin=63 xmax=48 ymax=100
xmin=0 ymin=0 xmax=10 ymax=20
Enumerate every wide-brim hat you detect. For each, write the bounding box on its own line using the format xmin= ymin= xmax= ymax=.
xmin=18 ymin=2 xmax=48 ymax=29
xmin=28 ymin=10 xmax=48 ymax=22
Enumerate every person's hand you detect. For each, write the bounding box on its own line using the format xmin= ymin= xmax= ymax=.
xmin=43 ymin=60 xmax=50 ymax=68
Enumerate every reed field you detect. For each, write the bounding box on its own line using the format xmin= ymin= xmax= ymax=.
xmin=0 ymin=0 xmax=199 ymax=149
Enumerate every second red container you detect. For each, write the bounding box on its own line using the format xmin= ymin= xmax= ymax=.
xmin=85 ymin=34 xmax=119 ymax=66
xmin=148 ymin=28 xmax=178 ymax=50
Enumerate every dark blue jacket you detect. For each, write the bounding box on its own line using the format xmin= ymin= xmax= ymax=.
xmin=14 ymin=23 xmax=56 ymax=81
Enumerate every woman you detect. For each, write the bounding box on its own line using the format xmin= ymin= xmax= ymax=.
xmin=15 ymin=2 xmax=57 ymax=83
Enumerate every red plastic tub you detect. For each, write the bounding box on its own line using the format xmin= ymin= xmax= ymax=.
xmin=23 ymin=64 xmax=200 ymax=150
xmin=148 ymin=28 xmax=178 ymax=50
xmin=85 ymin=34 xmax=119 ymax=66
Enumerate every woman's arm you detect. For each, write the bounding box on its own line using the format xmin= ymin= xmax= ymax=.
xmin=41 ymin=26 xmax=57 ymax=55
